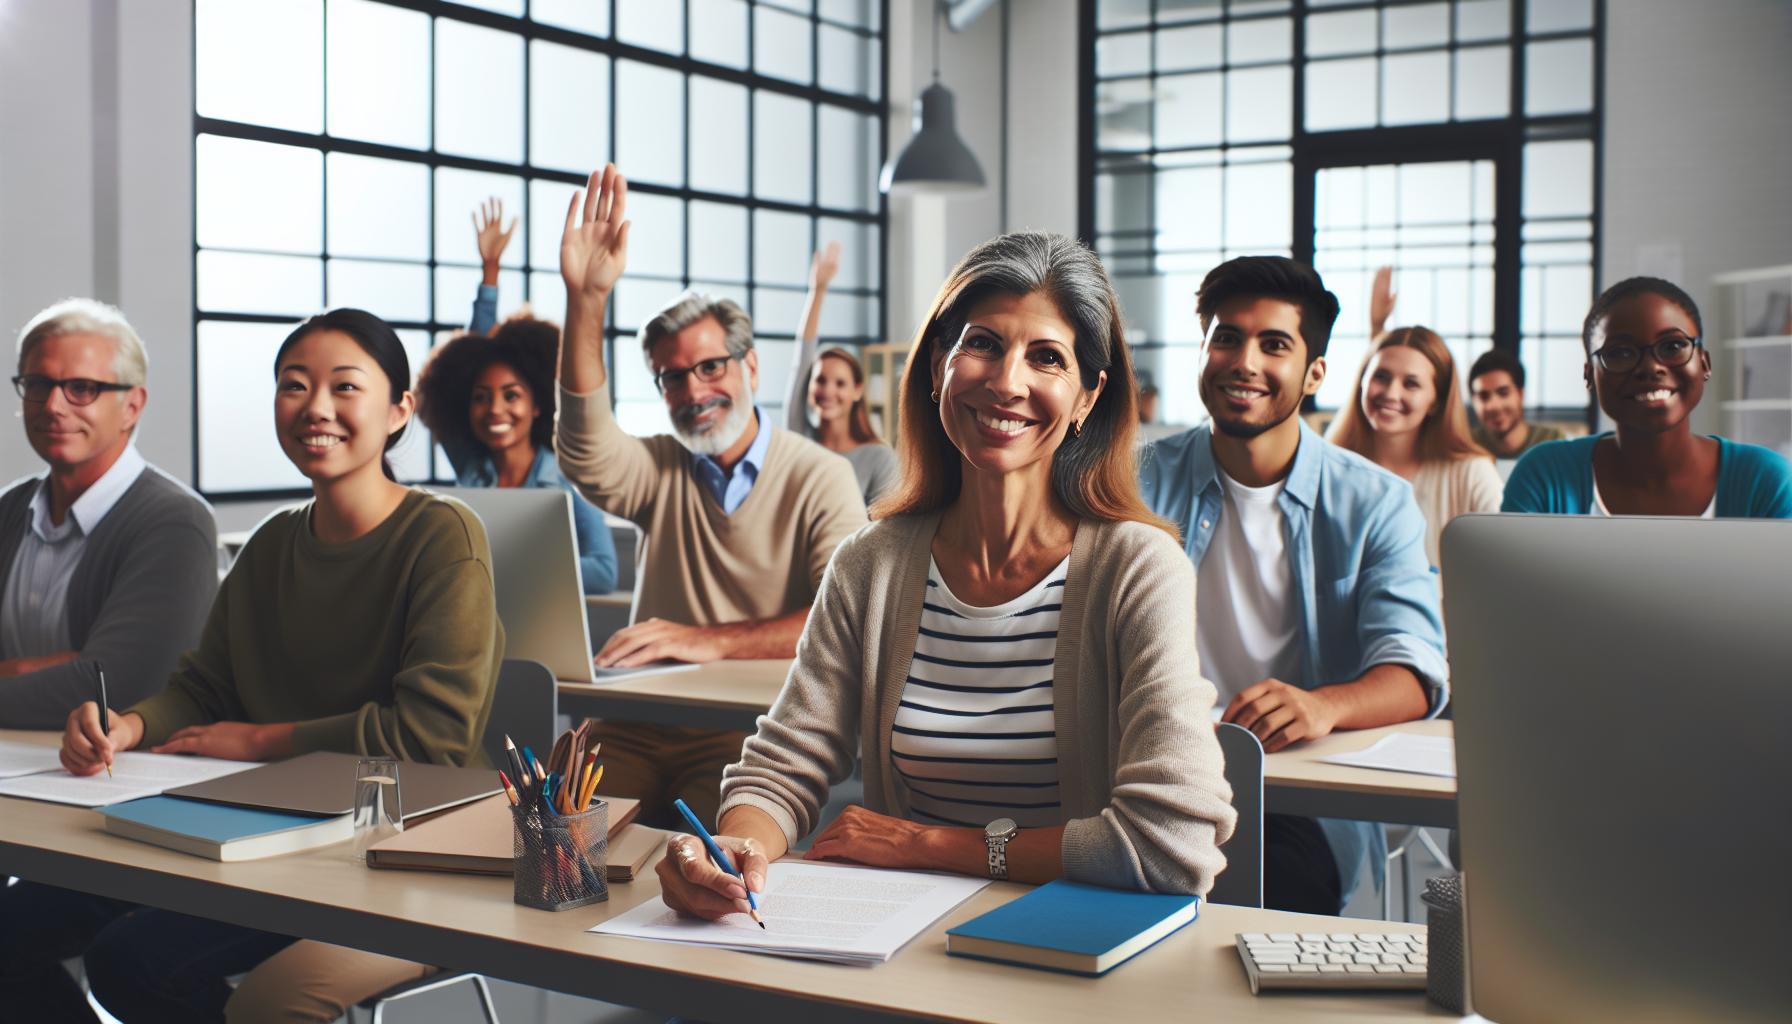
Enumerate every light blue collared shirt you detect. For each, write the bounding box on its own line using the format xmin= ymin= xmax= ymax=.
xmin=691 ymin=407 xmax=772 ymax=515
xmin=0 ymin=445 xmax=148 ymax=656
xmin=1140 ymin=421 xmax=1449 ymax=906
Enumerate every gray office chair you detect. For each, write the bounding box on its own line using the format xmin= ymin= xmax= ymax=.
xmin=354 ymin=659 xmax=558 ymax=1023
xmin=1207 ymin=722 xmax=1264 ymax=908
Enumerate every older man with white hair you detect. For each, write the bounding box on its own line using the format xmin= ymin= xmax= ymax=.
xmin=1 ymin=298 xmax=217 ymax=728
xmin=554 ymin=165 xmax=867 ymax=828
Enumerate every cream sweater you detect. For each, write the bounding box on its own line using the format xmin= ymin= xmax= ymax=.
xmin=1411 ymin=457 xmax=1505 ymax=572
xmin=721 ymin=512 xmax=1238 ymax=896
xmin=555 ymin=384 xmax=867 ymax=624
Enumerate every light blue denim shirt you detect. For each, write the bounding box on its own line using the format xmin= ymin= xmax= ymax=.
xmin=1140 ymin=420 xmax=1449 ymax=905
xmin=469 ymin=283 xmax=498 ymax=336
xmin=692 ymin=407 xmax=772 ymax=515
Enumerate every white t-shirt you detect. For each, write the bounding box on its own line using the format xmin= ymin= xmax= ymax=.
xmin=1196 ymin=467 xmax=1303 ymax=710
xmin=1591 ymin=482 xmax=1716 ymax=518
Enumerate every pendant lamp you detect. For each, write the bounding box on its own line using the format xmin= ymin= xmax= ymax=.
xmin=879 ymin=0 xmax=986 ymax=194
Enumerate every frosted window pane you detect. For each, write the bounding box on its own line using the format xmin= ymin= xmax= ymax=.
xmin=820 ymin=0 xmax=873 ymax=28
xmin=530 ymin=178 xmax=582 ymax=269
xmin=617 ymin=0 xmax=684 ymax=53
xmin=1224 ymin=162 xmax=1291 ymax=249
xmin=689 ymin=77 xmax=748 ymax=195
xmin=1383 ymin=3 xmax=1448 ymax=48
xmin=617 ymin=62 xmax=686 ymax=187
xmin=1156 ymin=167 xmax=1222 ymax=251
xmin=434 ymin=168 xmax=526 ymax=266
xmin=1226 ymin=66 xmax=1291 ymax=142
xmin=1098 ymin=0 xmax=1152 ymax=30
xmin=1155 ymin=73 xmax=1222 ymax=149
xmin=1456 ymin=0 xmax=1510 ymax=42
xmin=1155 ymin=24 xmax=1222 ymax=73
xmin=445 ymin=0 xmax=522 ymax=14
xmin=753 ymin=290 xmax=806 ymax=340
xmin=327 ymin=0 xmax=429 ymax=149
xmin=1400 ymin=162 xmax=1472 ymax=225
xmin=1523 ymin=140 xmax=1593 ymax=217
xmin=819 ymin=24 xmax=873 ymax=96
xmin=327 ymin=154 xmax=429 ymax=261
xmin=532 ymin=0 xmax=610 ymax=36
xmin=626 ymin=192 xmax=686 ymax=279
xmin=1305 ymin=59 xmax=1377 ymax=131
xmin=1098 ymin=79 xmax=1153 ymax=152
xmin=1099 ymin=32 xmax=1152 ymax=77
xmin=531 ymin=42 xmax=609 ymax=174
xmin=614 ymin=277 xmax=688 ymax=332
xmin=691 ymin=0 xmax=749 ymax=69
xmin=435 ymin=266 xmax=522 ymax=323
xmin=817 ymin=216 xmax=874 ymax=290
xmin=198 ymin=321 xmax=308 ymax=492
xmin=1382 ymin=52 xmax=1451 ymax=126
xmin=527 ymin=271 xmax=567 ymax=327
xmin=198 ymin=252 xmax=322 ymax=316
xmin=1098 ymin=171 xmax=1150 ymax=234
xmin=1526 ymin=39 xmax=1593 ymax=115
xmin=689 ymin=201 xmax=749 ymax=281
xmin=818 ymin=106 xmax=873 ymax=211
xmin=754 ymin=210 xmax=812 ymax=287
xmin=761 ymin=0 xmax=812 ymax=13
xmin=1228 ymin=17 xmax=1290 ymax=63
xmin=1543 ymin=264 xmax=1592 ymax=334
xmin=755 ymin=7 xmax=813 ymax=85
xmin=1527 ymin=0 xmax=1592 ymax=34
xmin=326 ymin=261 xmax=430 ymax=324
xmin=818 ymin=292 xmax=872 ymax=340
xmin=1525 ymin=336 xmax=1588 ymax=408
xmin=755 ymin=92 xmax=814 ymax=205
xmin=1454 ymin=45 xmax=1510 ymax=120
xmin=1306 ymin=10 xmax=1376 ymax=57
xmin=196 ymin=0 xmax=321 ymax=133
xmin=196 ymin=135 xmax=322 ymax=255
xmin=436 ymin=20 xmax=524 ymax=163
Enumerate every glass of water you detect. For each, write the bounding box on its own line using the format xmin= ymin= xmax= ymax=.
xmin=352 ymin=756 xmax=403 ymax=858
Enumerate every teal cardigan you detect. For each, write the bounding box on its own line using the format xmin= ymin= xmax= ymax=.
xmin=1503 ymin=434 xmax=1792 ymax=518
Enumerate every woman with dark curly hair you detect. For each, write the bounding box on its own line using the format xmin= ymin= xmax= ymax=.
xmin=417 ymin=317 xmax=618 ymax=593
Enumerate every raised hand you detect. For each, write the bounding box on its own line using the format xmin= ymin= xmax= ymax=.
xmin=809 ymin=240 xmax=841 ymax=291
xmin=561 ymin=164 xmax=631 ymax=301
xmin=1369 ymin=265 xmax=1397 ymax=339
xmin=473 ymin=197 xmax=518 ymax=267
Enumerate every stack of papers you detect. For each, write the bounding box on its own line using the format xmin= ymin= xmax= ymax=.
xmin=591 ymin=862 xmax=989 ymax=965
xmin=0 ymin=740 xmax=254 ymax=807
xmin=1319 ymin=734 xmax=1456 ymax=778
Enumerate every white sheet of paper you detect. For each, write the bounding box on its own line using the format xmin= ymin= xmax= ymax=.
xmin=591 ymin=862 xmax=990 ymax=964
xmin=1319 ymin=734 xmax=1457 ymax=778
xmin=0 ymin=740 xmax=65 ymax=779
xmin=586 ymin=662 xmax=701 ymax=686
xmin=0 ymin=751 xmax=256 ymax=807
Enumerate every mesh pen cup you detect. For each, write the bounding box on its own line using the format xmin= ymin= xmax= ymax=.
xmin=511 ymin=799 xmax=609 ymax=911
xmin=1420 ymin=874 xmax=1468 ymax=1014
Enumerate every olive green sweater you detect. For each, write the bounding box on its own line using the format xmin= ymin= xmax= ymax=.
xmin=129 ymin=491 xmax=503 ymax=767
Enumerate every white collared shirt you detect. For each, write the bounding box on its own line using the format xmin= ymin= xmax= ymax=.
xmin=1 ymin=445 xmax=147 ymax=656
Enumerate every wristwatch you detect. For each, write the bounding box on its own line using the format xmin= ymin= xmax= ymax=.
xmin=984 ymin=817 xmax=1018 ymax=880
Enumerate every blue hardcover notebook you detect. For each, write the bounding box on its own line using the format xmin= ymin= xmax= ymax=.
xmin=101 ymin=796 xmax=353 ymax=862
xmin=945 ymin=880 xmax=1201 ymax=976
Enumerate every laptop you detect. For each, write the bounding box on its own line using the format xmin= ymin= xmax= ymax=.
xmin=434 ymin=486 xmax=596 ymax=684
xmin=1442 ymin=514 xmax=1791 ymax=1024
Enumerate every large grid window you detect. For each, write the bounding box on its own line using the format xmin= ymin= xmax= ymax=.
xmin=194 ymin=0 xmax=885 ymax=497
xmin=1086 ymin=0 xmax=1600 ymax=427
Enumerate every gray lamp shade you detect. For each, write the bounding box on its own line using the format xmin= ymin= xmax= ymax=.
xmin=879 ymin=82 xmax=986 ymax=195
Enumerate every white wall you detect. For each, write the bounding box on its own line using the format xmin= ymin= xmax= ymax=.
xmin=1600 ymin=0 xmax=1792 ymax=436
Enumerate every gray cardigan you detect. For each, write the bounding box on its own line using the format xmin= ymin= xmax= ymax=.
xmin=0 ymin=467 xmax=218 ymax=728
xmin=720 ymin=511 xmax=1237 ymax=895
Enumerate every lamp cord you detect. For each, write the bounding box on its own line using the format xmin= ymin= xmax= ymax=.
xmin=932 ymin=0 xmax=942 ymax=82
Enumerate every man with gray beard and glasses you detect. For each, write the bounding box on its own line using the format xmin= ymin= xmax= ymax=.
xmin=553 ymin=165 xmax=867 ymax=828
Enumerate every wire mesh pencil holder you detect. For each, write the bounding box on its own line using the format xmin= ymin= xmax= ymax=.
xmin=511 ymin=799 xmax=608 ymax=911
xmin=1420 ymin=873 xmax=1467 ymax=1014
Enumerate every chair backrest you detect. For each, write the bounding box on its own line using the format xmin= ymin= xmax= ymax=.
xmin=1207 ymin=722 xmax=1264 ymax=908
xmin=481 ymin=658 xmax=557 ymax=769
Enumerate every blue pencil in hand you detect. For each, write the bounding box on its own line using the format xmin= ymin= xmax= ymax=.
xmin=672 ymin=798 xmax=764 ymax=929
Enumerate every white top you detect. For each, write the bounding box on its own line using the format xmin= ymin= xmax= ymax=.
xmin=1196 ymin=467 xmax=1302 ymax=709
xmin=889 ymin=555 xmax=1069 ymax=829
xmin=0 ymin=445 xmax=146 ymax=656
xmin=1409 ymin=457 xmax=1505 ymax=575
xmin=1591 ymin=483 xmax=1717 ymax=518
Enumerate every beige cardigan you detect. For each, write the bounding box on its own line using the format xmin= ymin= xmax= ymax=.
xmin=720 ymin=512 xmax=1237 ymax=896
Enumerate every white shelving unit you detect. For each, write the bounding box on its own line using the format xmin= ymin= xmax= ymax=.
xmin=1713 ymin=265 xmax=1792 ymax=461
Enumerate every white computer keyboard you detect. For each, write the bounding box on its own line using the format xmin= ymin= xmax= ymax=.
xmin=1236 ymin=930 xmax=1428 ymax=993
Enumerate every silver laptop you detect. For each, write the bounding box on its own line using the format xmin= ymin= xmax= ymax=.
xmin=1442 ymin=514 xmax=1791 ymax=1024
xmin=434 ymin=487 xmax=595 ymax=684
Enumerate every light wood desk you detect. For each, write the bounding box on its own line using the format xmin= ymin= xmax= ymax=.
xmin=557 ymin=663 xmax=1459 ymax=828
xmin=0 ymin=733 xmax=1456 ymax=1023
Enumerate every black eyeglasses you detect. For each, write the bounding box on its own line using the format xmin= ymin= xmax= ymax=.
xmin=651 ymin=354 xmax=741 ymax=394
xmin=12 ymin=375 xmax=136 ymax=406
xmin=1590 ymin=335 xmax=1702 ymax=374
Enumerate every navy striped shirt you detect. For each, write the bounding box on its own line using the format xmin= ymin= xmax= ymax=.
xmin=891 ymin=556 xmax=1068 ymax=829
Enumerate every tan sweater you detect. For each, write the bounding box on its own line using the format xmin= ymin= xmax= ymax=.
xmin=721 ymin=513 xmax=1237 ymax=896
xmin=556 ymin=384 xmax=867 ymax=624
xmin=1411 ymin=457 xmax=1505 ymax=571
xmin=130 ymin=491 xmax=503 ymax=766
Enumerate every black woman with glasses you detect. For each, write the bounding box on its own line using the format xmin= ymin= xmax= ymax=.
xmin=0 ymin=298 xmax=217 ymax=731
xmin=1504 ymin=277 xmax=1792 ymax=517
